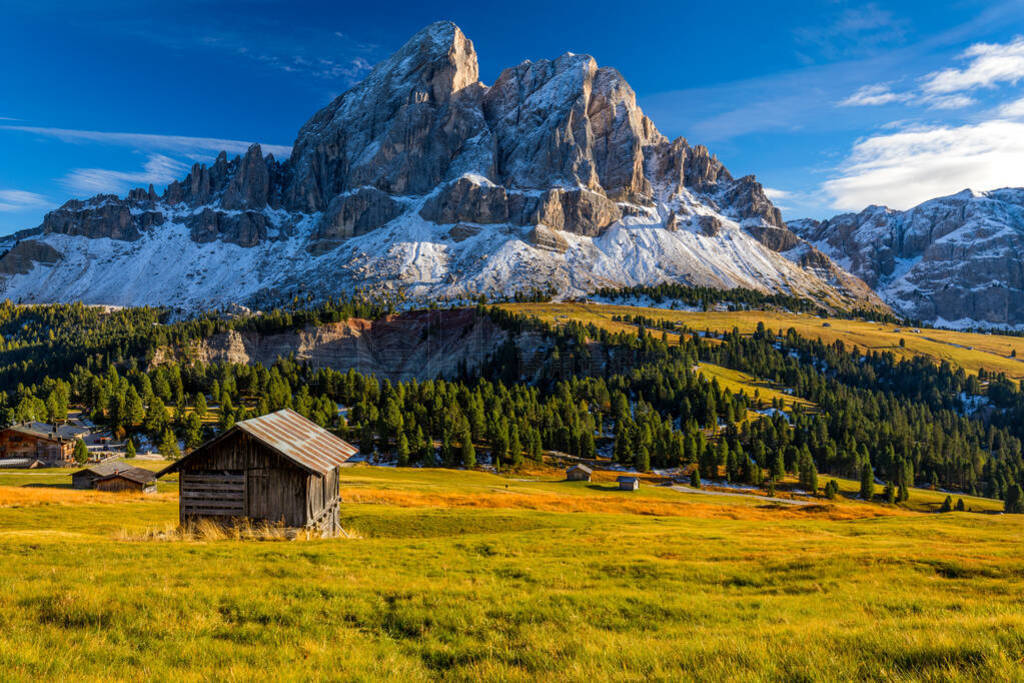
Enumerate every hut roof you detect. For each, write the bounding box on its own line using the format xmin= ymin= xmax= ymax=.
xmin=159 ymin=408 xmax=357 ymax=477
xmin=96 ymin=466 xmax=156 ymax=485
xmin=568 ymin=464 xmax=593 ymax=474
xmin=74 ymin=461 xmax=132 ymax=479
xmin=616 ymin=476 xmax=639 ymax=483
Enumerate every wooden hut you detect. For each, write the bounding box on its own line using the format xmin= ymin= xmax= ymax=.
xmin=617 ymin=476 xmax=639 ymax=491
xmin=157 ymin=409 xmax=357 ymax=535
xmin=566 ymin=464 xmax=593 ymax=481
xmin=94 ymin=467 xmax=157 ymax=493
xmin=72 ymin=461 xmax=132 ymax=489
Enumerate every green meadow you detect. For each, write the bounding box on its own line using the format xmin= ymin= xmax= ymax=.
xmin=0 ymin=466 xmax=1022 ymax=681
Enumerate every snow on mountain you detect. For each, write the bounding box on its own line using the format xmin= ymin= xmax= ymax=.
xmin=791 ymin=188 xmax=1024 ymax=328
xmin=0 ymin=22 xmax=881 ymax=312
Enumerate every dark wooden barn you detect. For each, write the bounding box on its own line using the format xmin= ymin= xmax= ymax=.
xmin=94 ymin=467 xmax=157 ymax=493
xmin=158 ymin=409 xmax=357 ymax=534
xmin=72 ymin=461 xmax=132 ymax=489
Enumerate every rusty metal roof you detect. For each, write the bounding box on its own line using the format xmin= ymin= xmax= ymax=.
xmin=235 ymin=409 xmax=357 ymax=475
xmin=158 ymin=408 xmax=357 ymax=478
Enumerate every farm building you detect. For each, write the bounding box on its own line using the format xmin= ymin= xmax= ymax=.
xmin=566 ymin=464 xmax=593 ymax=481
xmin=158 ymin=409 xmax=357 ymax=534
xmin=0 ymin=422 xmax=88 ymax=466
xmin=72 ymin=461 xmax=132 ymax=489
xmin=617 ymin=476 xmax=639 ymax=491
xmin=93 ymin=467 xmax=157 ymax=493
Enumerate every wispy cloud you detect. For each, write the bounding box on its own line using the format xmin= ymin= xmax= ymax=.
xmin=794 ymin=3 xmax=909 ymax=62
xmin=921 ymin=36 xmax=1024 ymax=94
xmin=823 ymin=120 xmax=1024 ymax=211
xmin=838 ymin=84 xmax=912 ymax=106
xmin=62 ymin=154 xmax=188 ymax=195
xmin=0 ymin=190 xmax=50 ymax=212
xmin=1 ymin=125 xmax=291 ymax=157
xmin=999 ymin=95 xmax=1024 ymax=118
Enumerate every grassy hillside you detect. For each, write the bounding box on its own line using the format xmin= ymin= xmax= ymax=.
xmin=1 ymin=466 xmax=1022 ymax=680
xmin=501 ymin=303 xmax=1024 ymax=380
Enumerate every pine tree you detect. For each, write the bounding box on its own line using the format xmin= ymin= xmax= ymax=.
xmin=635 ymin=445 xmax=650 ymax=473
xmin=459 ymin=428 xmax=476 ymax=469
xmin=72 ymin=438 xmax=89 ymax=465
xmin=824 ymin=479 xmax=839 ymax=500
xmin=508 ymin=424 xmax=523 ymax=469
xmin=690 ymin=466 xmax=701 ymax=489
xmin=396 ymin=433 xmax=410 ymax=467
xmin=184 ymin=412 xmax=203 ymax=450
xmin=125 ymin=437 xmax=136 ymax=459
xmin=124 ymin=386 xmax=144 ymax=427
xmin=860 ymin=462 xmax=875 ymax=500
xmin=194 ymin=393 xmax=208 ymax=420
xmin=1005 ymin=483 xmax=1023 ymax=513
xmin=158 ymin=428 xmax=181 ymax=460
xmin=955 ymin=498 xmax=966 ymax=512
xmin=218 ymin=394 xmax=235 ymax=432
xmin=771 ymin=451 xmax=785 ymax=481
xmin=939 ymin=495 xmax=953 ymax=512
xmin=884 ymin=481 xmax=897 ymax=504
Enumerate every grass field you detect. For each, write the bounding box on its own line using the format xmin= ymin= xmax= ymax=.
xmin=500 ymin=302 xmax=1024 ymax=381
xmin=1 ymin=464 xmax=1022 ymax=680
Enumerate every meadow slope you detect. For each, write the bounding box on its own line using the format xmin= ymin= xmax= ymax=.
xmin=0 ymin=466 xmax=1022 ymax=680
xmin=500 ymin=303 xmax=1024 ymax=381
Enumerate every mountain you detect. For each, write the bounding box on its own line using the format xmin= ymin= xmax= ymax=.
xmin=0 ymin=22 xmax=880 ymax=311
xmin=791 ymin=188 xmax=1024 ymax=328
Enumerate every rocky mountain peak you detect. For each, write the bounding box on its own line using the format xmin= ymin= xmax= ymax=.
xmin=791 ymin=188 xmax=1024 ymax=326
xmin=0 ymin=22 xmax=884 ymax=313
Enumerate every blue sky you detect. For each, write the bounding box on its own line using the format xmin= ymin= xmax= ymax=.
xmin=3 ymin=0 xmax=1024 ymax=234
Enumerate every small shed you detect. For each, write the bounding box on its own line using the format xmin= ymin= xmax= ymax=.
xmin=72 ymin=461 xmax=131 ymax=489
xmin=617 ymin=476 xmax=640 ymax=491
xmin=157 ymin=409 xmax=357 ymax=534
xmin=94 ymin=467 xmax=157 ymax=493
xmin=566 ymin=464 xmax=593 ymax=481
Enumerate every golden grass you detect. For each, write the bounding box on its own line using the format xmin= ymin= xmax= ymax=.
xmin=340 ymin=485 xmax=901 ymax=521
xmin=695 ymin=361 xmax=816 ymax=411
xmin=0 ymin=486 xmax=174 ymax=508
xmin=2 ymin=465 xmax=1024 ymax=679
xmin=501 ymin=302 xmax=1024 ymax=380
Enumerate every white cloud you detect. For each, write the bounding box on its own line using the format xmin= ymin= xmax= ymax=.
xmin=763 ymin=187 xmax=791 ymax=200
xmin=923 ymin=93 xmax=977 ymax=109
xmin=62 ymin=154 xmax=188 ymax=195
xmin=0 ymin=190 xmax=50 ymax=212
xmin=999 ymin=95 xmax=1024 ymax=117
xmin=824 ymin=119 xmax=1024 ymax=211
xmin=0 ymin=125 xmax=291 ymax=157
xmin=921 ymin=36 xmax=1024 ymax=94
xmin=838 ymin=84 xmax=912 ymax=106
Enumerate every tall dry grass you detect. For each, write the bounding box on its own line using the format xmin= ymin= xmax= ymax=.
xmin=114 ymin=517 xmax=362 ymax=542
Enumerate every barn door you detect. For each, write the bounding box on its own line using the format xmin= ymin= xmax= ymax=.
xmin=180 ymin=471 xmax=246 ymax=518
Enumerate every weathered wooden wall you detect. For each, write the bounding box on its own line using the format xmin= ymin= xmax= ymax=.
xmin=177 ymin=431 xmax=338 ymax=529
xmin=94 ymin=477 xmax=150 ymax=493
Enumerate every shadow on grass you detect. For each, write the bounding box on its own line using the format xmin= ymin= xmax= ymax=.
xmin=585 ymin=484 xmax=625 ymax=492
xmin=22 ymin=483 xmax=72 ymax=489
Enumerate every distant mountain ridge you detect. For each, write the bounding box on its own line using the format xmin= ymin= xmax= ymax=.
xmin=791 ymin=188 xmax=1024 ymax=328
xmin=0 ymin=21 xmax=880 ymax=312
